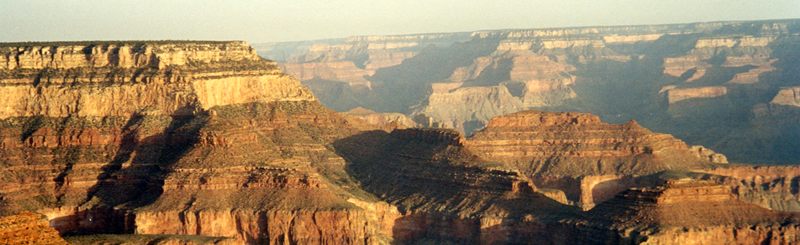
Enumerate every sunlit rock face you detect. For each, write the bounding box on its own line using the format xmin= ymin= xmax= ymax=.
xmin=0 ymin=41 xmax=403 ymax=243
xmin=260 ymin=19 xmax=800 ymax=164
xmin=0 ymin=212 xmax=66 ymax=244
xmin=464 ymin=111 xmax=725 ymax=209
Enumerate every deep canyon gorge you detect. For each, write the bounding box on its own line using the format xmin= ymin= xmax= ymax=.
xmin=259 ymin=19 xmax=800 ymax=164
xmin=0 ymin=18 xmax=800 ymax=245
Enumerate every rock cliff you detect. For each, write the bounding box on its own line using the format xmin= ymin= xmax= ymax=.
xmin=574 ymin=178 xmax=800 ymax=244
xmin=0 ymin=212 xmax=66 ymax=244
xmin=0 ymin=41 xmax=397 ymax=243
xmin=333 ymin=128 xmax=581 ymax=243
xmin=464 ymin=111 xmax=724 ymax=209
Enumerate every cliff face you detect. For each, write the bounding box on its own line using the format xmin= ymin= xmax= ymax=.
xmin=260 ymin=19 xmax=800 ymax=164
xmin=575 ymin=179 xmax=800 ymax=244
xmin=332 ymin=128 xmax=582 ymax=244
xmin=697 ymin=166 xmax=800 ymax=212
xmin=464 ymin=111 xmax=725 ymax=209
xmin=0 ymin=41 xmax=398 ymax=243
xmin=0 ymin=212 xmax=67 ymax=244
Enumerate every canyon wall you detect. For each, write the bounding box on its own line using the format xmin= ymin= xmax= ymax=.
xmin=259 ymin=19 xmax=800 ymax=164
xmin=0 ymin=41 xmax=398 ymax=243
xmin=1 ymin=40 xmax=798 ymax=244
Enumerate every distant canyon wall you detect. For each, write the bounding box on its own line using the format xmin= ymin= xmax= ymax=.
xmin=258 ymin=19 xmax=800 ymax=164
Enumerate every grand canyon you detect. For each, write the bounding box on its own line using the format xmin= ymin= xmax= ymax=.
xmin=1 ymin=19 xmax=800 ymax=244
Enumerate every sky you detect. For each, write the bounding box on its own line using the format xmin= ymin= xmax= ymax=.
xmin=1 ymin=0 xmax=799 ymax=43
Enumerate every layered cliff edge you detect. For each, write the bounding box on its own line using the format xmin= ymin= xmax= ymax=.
xmin=1 ymin=41 xmax=799 ymax=244
xmin=0 ymin=41 xmax=400 ymax=244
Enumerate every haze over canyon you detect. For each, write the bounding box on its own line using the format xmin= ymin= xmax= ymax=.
xmin=0 ymin=18 xmax=799 ymax=245
xmin=258 ymin=19 xmax=800 ymax=165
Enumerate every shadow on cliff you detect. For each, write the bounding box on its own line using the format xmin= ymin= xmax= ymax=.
xmin=332 ymin=129 xmax=583 ymax=243
xmin=67 ymin=109 xmax=205 ymax=235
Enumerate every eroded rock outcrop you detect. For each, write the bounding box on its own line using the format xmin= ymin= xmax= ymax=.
xmin=698 ymin=165 xmax=800 ymax=212
xmin=772 ymin=86 xmax=800 ymax=107
xmin=333 ymin=128 xmax=581 ymax=244
xmin=665 ymin=86 xmax=728 ymax=104
xmin=341 ymin=107 xmax=417 ymax=131
xmin=464 ymin=111 xmax=722 ymax=209
xmin=0 ymin=212 xmax=67 ymax=244
xmin=574 ymin=178 xmax=800 ymax=244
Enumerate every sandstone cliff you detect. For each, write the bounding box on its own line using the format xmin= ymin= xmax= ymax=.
xmin=0 ymin=212 xmax=66 ymax=244
xmin=464 ymin=111 xmax=725 ymax=209
xmin=333 ymin=128 xmax=582 ymax=243
xmin=574 ymin=178 xmax=800 ymax=244
xmin=0 ymin=41 xmax=397 ymax=244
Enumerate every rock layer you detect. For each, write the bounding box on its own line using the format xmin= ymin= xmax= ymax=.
xmin=0 ymin=41 xmax=397 ymax=243
xmin=0 ymin=212 xmax=67 ymax=244
xmin=464 ymin=111 xmax=723 ymax=209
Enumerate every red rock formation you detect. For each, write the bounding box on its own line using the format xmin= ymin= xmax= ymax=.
xmin=0 ymin=41 xmax=401 ymax=243
xmin=465 ymin=110 xmax=722 ymax=208
xmin=133 ymin=101 xmax=401 ymax=244
xmin=0 ymin=212 xmax=67 ymax=244
xmin=697 ymin=165 xmax=800 ymax=212
xmin=333 ymin=128 xmax=581 ymax=244
xmin=578 ymin=179 xmax=800 ymax=244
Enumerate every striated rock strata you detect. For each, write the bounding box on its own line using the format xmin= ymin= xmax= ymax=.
xmin=573 ymin=178 xmax=800 ymax=244
xmin=0 ymin=212 xmax=67 ymax=244
xmin=0 ymin=41 xmax=398 ymax=244
xmin=465 ymin=111 xmax=725 ymax=209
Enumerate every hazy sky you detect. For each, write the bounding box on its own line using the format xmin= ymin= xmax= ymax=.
xmin=1 ymin=0 xmax=799 ymax=43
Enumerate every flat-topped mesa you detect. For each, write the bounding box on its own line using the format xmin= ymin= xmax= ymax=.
xmin=0 ymin=41 xmax=315 ymax=119
xmin=390 ymin=128 xmax=466 ymax=146
xmin=772 ymin=86 xmax=800 ymax=107
xmin=465 ymin=110 xmax=726 ymax=208
xmin=482 ymin=110 xmax=603 ymax=128
xmin=467 ymin=110 xmax=726 ymax=173
xmin=666 ymin=86 xmax=728 ymax=104
xmin=341 ymin=107 xmax=417 ymax=131
xmin=0 ymin=41 xmax=261 ymax=70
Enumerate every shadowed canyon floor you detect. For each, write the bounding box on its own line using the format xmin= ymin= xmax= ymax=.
xmin=0 ymin=40 xmax=799 ymax=244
